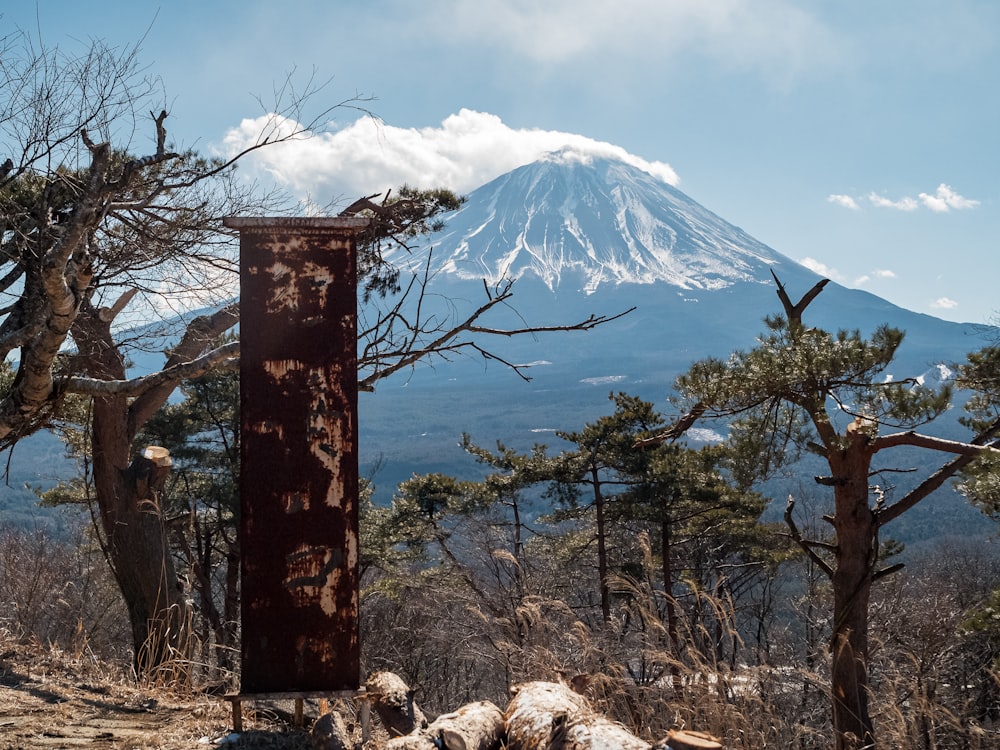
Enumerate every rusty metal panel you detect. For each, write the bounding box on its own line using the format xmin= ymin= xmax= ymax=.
xmin=226 ymin=216 xmax=368 ymax=693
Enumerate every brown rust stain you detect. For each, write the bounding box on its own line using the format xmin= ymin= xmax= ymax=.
xmin=230 ymin=217 xmax=365 ymax=693
xmin=280 ymin=491 xmax=309 ymax=514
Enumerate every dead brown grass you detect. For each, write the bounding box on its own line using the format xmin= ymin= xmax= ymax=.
xmin=0 ymin=632 xmax=323 ymax=749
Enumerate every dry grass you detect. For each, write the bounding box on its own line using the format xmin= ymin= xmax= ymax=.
xmin=0 ymin=632 xmax=325 ymax=749
xmin=1 ymin=519 xmax=998 ymax=748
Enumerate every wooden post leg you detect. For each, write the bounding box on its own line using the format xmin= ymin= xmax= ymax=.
xmin=294 ymin=698 xmax=304 ymax=727
xmin=231 ymin=699 xmax=243 ymax=733
xmin=360 ymin=697 xmax=371 ymax=743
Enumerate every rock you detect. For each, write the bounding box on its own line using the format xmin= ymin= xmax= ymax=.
xmin=311 ymin=711 xmax=351 ymax=750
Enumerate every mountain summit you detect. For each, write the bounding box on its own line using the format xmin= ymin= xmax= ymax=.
xmin=420 ymin=148 xmax=791 ymax=294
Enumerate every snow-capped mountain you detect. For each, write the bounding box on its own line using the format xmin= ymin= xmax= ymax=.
xmin=396 ymin=147 xmax=793 ymax=294
xmin=376 ymin=148 xmax=976 ymax=391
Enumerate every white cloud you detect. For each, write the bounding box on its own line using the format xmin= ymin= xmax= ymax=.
xmin=866 ymin=185 xmax=979 ymax=213
xmin=828 ymin=194 xmax=859 ymax=209
xmin=918 ymin=183 xmax=980 ymax=212
xmin=218 ymin=109 xmax=680 ymax=203
xmin=854 ymin=268 xmax=896 ymax=287
xmin=799 ymin=256 xmax=844 ymax=282
xmin=931 ymin=297 xmax=959 ymax=310
xmin=868 ymin=192 xmax=919 ymax=211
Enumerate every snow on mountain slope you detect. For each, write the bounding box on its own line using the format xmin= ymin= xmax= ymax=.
xmin=407 ymin=148 xmax=792 ymax=294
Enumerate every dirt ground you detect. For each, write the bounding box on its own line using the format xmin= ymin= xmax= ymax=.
xmin=0 ymin=639 xmax=334 ymax=749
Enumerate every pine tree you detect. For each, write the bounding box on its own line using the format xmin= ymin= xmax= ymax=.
xmin=665 ymin=275 xmax=1000 ymax=749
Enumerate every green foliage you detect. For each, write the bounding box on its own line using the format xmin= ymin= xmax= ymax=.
xmin=676 ymin=302 xmax=954 ymax=474
xmin=0 ymin=359 xmax=15 ymax=402
xmin=348 ymin=185 xmax=466 ymax=300
xmin=958 ymin=345 xmax=1000 ymax=428
xmin=692 ymin=318 xmax=933 ymax=416
xmin=458 ymin=392 xmax=782 ymax=643
xmin=460 ymin=435 xmax=555 ymax=504
xmin=725 ymin=404 xmax=811 ymax=487
xmin=357 ymin=478 xmax=427 ymax=596
xmin=394 ymin=472 xmax=470 ymax=522
xmin=359 ymin=472 xmax=476 ymax=595
xmin=546 ymin=393 xmax=770 ymax=536
xmin=963 ymin=587 xmax=1000 ymax=669
xmin=139 ymin=361 xmax=240 ymax=521
xmin=956 ymin=345 xmax=1000 ymax=517
xmin=674 ymin=280 xmax=998 ymax=746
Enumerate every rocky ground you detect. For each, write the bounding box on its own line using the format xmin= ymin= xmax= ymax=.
xmin=0 ymin=637 xmax=340 ymax=749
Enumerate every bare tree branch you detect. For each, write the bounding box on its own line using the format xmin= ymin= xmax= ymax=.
xmin=873 ymin=429 xmax=1000 ymax=456
xmin=61 ymin=341 xmax=239 ymax=397
xmin=358 ymin=269 xmax=631 ymax=392
xmin=771 ymin=269 xmax=829 ymax=329
xmin=127 ymin=303 xmax=240 ymax=435
xmin=634 ymin=402 xmax=707 ymax=448
xmin=784 ymin=495 xmax=834 ymax=578
xmin=877 ymin=415 xmax=1000 ymax=526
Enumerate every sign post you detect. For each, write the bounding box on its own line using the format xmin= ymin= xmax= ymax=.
xmin=223 ymin=216 xmax=369 ymax=728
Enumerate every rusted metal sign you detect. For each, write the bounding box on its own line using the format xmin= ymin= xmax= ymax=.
xmin=225 ymin=216 xmax=368 ymax=693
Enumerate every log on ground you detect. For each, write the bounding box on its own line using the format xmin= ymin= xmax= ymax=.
xmin=504 ymin=680 xmax=651 ymax=750
xmin=385 ymin=700 xmax=504 ymax=750
xmin=384 ymin=734 xmax=437 ymax=750
xmin=365 ymin=671 xmax=428 ymax=737
xmin=660 ymin=729 xmax=724 ymax=750
xmin=431 ymin=700 xmax=504 ymax=750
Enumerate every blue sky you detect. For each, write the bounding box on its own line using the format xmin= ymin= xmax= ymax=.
xmin=5 ymin=1 xmax=998 ymax=325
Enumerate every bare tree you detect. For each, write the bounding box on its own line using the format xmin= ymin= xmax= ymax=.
xmin=0 ymin=30 xmax=303 ymax=676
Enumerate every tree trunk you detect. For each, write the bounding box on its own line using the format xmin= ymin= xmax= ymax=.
xmin=74 ymin=305 xmax=196 ymax=680
xmin=71 ymin=302 xmax=237 ymax=680
xmin=223 ymin=542 xmax=240 ymax=672
xmin=180 ymin=520 xmax=234 ymax=680
xmin=591 ymin=467 xmax=611 ymax=624
xmin=829 ymin=439 xmax=877 ymax=749
xmin=660 ymin=500 xmax=680 ymax=660
xmin=91 ymin=397 xmax=191 ymax=680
